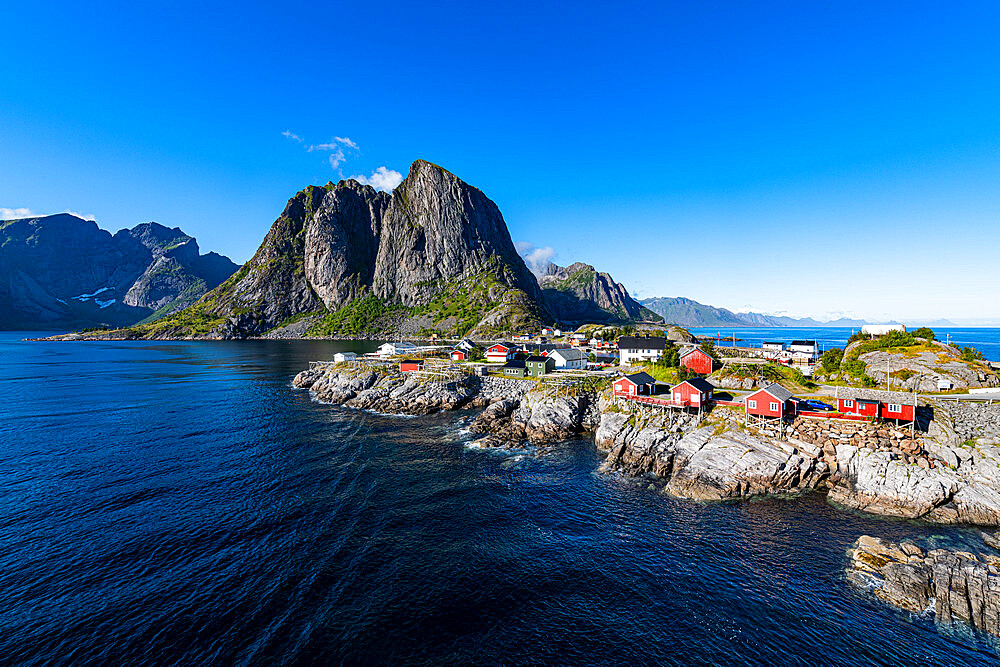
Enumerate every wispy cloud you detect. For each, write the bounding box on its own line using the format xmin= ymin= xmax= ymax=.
xmin=284 ymin=132 xmax=362 ymax=170
xmin=64 ymin=209 xmax=97 ymax=221
xmin=0 ymin=207 xmax=34 ymax=220
xmin=0 ymin=207 xmax=96 ymax=221
xmin=350 ymin=166 xmax=403 ymax=192
xmin=516 ymin=242 xmax=556 ymax=276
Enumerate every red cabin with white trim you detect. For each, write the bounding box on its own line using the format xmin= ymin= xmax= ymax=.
xmin=881 ymin=401 xmax=915 ymax=422
xmin=840 ymin=397 xmax=880 ymax=417
xmin=745 ymin=383 xmax=796 ymax=418
xmin=679 ymin=347 xmax=713 ymax=375
xmin=613 ymin=372 xmax=656 ymax=396
xmin=486 ymin=344 xmax=513 ymax=363
xmin=399 ymin=359 xmax=424 ymax=372
xmin=670 ymin=378 xmax=714 ymax=406
xmin=450 ymin=349 xmax=468 ymax=361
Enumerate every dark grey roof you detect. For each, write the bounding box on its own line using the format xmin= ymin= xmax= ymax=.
xmin=680 ymin=347 xmax=709 ymax=358
xmin=759 ymin=382 xmax=793 ymax=402
xmin=503 ymin=360 xmax=526 ymax=369
xmin=399 ymin=359 xmax=423 ymax=364
xmin=623 ymin=372 xmax=655 ymax=385
xmin=618 ymin=336 xmax=666 ymax=350
xmin=678 ymin=377 xmax=715 ymax=392
xmin=790 ymin=340 xmax=816 ymax=346
xmin=526 ymin=355 xmax=549 ymax=362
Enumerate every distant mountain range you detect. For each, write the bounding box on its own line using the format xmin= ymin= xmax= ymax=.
xmin=0 ymin=213 xmax=239 ymax=330
xmin=638 ymin=296 xmax=915 ymax=328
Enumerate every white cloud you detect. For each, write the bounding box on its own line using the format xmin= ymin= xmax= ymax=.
xmin=516 ymin=242 xmax=556 ymax=276
xmin=282 ymin=130 xmax=303 ymax=142
xmin=326 ymin=147 xmax=347 ymax=169
xmin=0 ymin=207 xmax=96 ymax=221
xmin=350 ymin=166 xmax=404 ymax=192
xmin=0 ymin=207 xmax=34 ymax=220
xmin=63 ymin=209 xmax=97 ymax=221
xmin=333 ymin=136 xmax=358 ymax=149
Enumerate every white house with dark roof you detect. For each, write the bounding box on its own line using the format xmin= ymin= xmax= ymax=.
xmin=548 ymin=347 xmax=586 ymax=370
xmin=618 ymin=336 xmax=667 ymax=365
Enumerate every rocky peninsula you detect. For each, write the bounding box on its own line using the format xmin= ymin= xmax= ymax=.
xmin=294 ymin=362 xmax=1000 ymax=523
xmin=294 ymin=360 xmax=1000 ymax=639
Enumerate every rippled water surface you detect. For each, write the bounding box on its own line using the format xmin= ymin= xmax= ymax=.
xmin=1 ymin=333 xmax=998 ymax=665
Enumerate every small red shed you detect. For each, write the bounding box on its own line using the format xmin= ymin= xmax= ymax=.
xmin=486 ymin=344 xmax=512 ymax=363
xmin=613 ymin=372 xmax=656 ymax=396
xmin=881 ymin=401 xmax=916 ymax=423
xmin=680 ymin=348 xmax=713 ymax=375
xmin=670 ymin=378 xmax=715 ymax=406
xmin=399 ymin=359 xmax=424 ymax=372
xmin=745 ymin=383 xmax=796 ymax=419
xmin=450 ymin=349 xmax=468 ymax=361
xmin=837 ymin=397 xmax=857 ymax=413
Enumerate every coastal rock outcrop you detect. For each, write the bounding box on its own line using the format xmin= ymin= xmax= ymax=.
xmin=596 ymin=410 xmax=828 ymax=500
xmin=847 ymin=535 xmax=1000 ymax=637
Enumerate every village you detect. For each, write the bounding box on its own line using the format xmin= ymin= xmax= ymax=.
xmin=313 ymin=323 xmax=973 ymax=443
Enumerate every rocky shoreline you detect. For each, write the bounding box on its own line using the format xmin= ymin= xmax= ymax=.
xmin=847 ymin=535 xmax=1000 ymax=636
xmin=293 ymin=363 xmax=1000 ymax=522
xmin=294 ymin=361 xmax=1000 ymax=639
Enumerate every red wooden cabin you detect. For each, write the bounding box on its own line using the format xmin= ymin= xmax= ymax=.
xmin=881 ymin=401 xmax=916 ymax=423
xmin=745 ymin=383 xmax=796 ymax=418
xmin=486 ymin=344 xmax=513 ymax=363
xmin=399 ymin=359 xmax=424 ymax=372
xmin=670 ymin=378 xmax=714 ymax=406
xmin=613 ymin=372 xmax=656 ymax=396
xmin=679 ymin=348 xmax=713 ymax=375
xmin=450 ymin=349 xmax=468 ymax=361
xmin=839 ymin=397 xmax=880 ymax=417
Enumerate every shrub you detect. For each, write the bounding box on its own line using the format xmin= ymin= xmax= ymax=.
xmin=820 ymin=347 xmax=844 ymax=374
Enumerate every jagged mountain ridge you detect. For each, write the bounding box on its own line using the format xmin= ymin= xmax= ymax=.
xmin=639 ymin=296 xmax=874 ymax=328
xmin=0 ymin=214 xmax=239 ymax=329
xmin=535 ymin=261 xmax=661 ymax=325
xmin=141 ymin=160 xmax=550 ymax=339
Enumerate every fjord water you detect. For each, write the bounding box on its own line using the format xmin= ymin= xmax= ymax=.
xmin=2 ymin=333 xmax=998 ymax=665
xmin=687 ymin=326 xmax=1000 ymax=361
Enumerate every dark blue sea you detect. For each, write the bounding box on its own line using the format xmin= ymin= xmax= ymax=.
xmin=2 ymin=332 xmax=999 ymax=665
xmin=688 ymin=327 xmax=1000 ymax=362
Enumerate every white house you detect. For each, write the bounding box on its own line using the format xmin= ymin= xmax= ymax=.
xmin=541 ymin=327 xmax=555 ymax=336
xmin=618 ymin=336 xmax=667 ymax=366
xmin=377 ymin=342 xmax=417 ymax=357
xmin=572 ymin=332 xmax=587 ymax=340
xmin=548 ymin=347 xmax=587 ymax=370
xmin=788 ymin=340 xmax=819 ymax=363
xmin=862 ymin=324 xmax=906 ymax=336
xmin=456 ymin=338 xmax=476 ymax=351
xmin=554 ymin=329 xmax=562 ymax=337
xmin=762 ymin=341 xmax=785 ymax=353
xmin=333 ymin=352 xmax=357 ymax=363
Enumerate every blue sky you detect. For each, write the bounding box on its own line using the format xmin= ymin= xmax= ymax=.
xmin=3 ymin=1 xmax=999 ymax=322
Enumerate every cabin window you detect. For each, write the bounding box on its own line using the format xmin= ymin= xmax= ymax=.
xmin=844 ymin=399 xmax=853 ymax=407
xmin=888 ymin=403 xmax=902 ymax=412
xmin=770 ymin=402 xmax=779 ymax=411
xmin=748 ymin=400 xmax=757 ymax=409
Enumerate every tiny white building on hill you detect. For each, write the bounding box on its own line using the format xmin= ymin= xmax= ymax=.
xmin=333 ymin=352 xmax=357 ymax=363
xmin=377 ymin=342 xmax=417 ymax=357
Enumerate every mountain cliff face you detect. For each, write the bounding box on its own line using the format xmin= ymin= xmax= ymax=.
xmin=536 ymin=261 xmax=661 ymax=325
xmin=0 ymin=214 xmax=239 ymax=329
xmin=140 ymin=160 xmax=550 ymax=339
